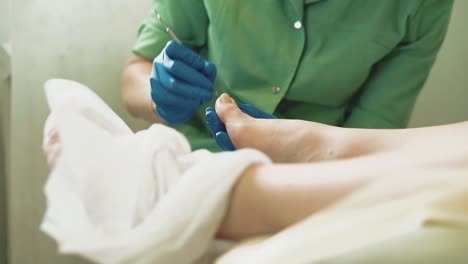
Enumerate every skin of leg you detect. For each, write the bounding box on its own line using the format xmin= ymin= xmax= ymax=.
xmin=217 ymin=153 xmax=395 ymax=241
xmin=215 ymin=94 xmax=468 ymax=240
xmin=214 ymin=93 xmax=468 ymax=164
xmin=214 ymin=94 xmax=393 ymax=163
xmin=217 ymin=141 xmax=468 ymax=241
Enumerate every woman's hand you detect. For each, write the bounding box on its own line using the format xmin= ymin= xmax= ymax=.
xmin=150 ymin=40 xmax=216 ymax=124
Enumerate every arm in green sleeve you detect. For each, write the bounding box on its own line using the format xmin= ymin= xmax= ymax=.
xmin=132 ymin=0 xmax=209 ymax=59
xmin=344 ymin=0 xmax=454 ymax=129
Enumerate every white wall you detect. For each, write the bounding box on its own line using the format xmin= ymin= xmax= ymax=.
xmin=0 ymin=0 xmax=11 ymax=262
xmin=0 ymin=0 xmax=10 ymax=44
xmin=0 ymin=47 xmax=10 ymax=264
xmin=410 ymin=0 xmax=468 ymax=127
xmin=10 ymin=1 xmax=151 ymax=263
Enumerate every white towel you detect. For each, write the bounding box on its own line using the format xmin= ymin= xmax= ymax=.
xmin=217 ymin=167 xmax=468 ymax=264
xmin=41 ymin=79 xmax=270 ymax=264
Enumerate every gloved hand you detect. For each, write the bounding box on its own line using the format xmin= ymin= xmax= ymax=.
xmin=205 ymin=102 xmax=277 ymax=151
xmin=150 ymin=40 xmax=217 ymax=124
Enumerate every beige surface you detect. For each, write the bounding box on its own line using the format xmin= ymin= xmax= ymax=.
xmin=220 ymin=228 xmax=468 ymax=264
xmin=218 ymin=167 xmax=468 ymax=263
xmin=316 ymin=227 xmax=468 ymax=264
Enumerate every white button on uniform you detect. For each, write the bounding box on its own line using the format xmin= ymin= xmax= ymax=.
xmin=272 ymin=86 xmax=281 ymax=94
xmin=294 ymin=20 xmax=302 ymax=29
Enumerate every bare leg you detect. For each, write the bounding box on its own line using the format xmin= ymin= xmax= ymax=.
xmin=214 ymin=94 xmax=468 ymax=164
xmin=215 ymin=94 xmax=468 ymax=240
xmin=214 ymin=94 xmax=394 ymax=163
xmin=218 ymin=145 xmax=468 ymax=241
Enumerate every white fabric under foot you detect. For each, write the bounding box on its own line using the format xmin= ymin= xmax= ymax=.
xmin=41 ymin=79 xmax=271 ymax=264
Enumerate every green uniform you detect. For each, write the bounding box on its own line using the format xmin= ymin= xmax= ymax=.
xmin=133 ymin=0 xmax=453 ymax=151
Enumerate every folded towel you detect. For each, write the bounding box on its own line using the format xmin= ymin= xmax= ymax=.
xmin=41 ymin=79 xmax=270 ymax=264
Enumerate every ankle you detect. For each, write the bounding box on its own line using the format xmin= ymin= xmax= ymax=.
xmin=329 ymin=129 xmax=382 ymax=159
xmin=300 ymin=123 xmax=366 ymax=162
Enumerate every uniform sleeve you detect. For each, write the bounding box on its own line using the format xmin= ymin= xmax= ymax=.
xmin=132 ymin=0 xmax=209 ymax=59
xmin=344 ymin=0 xmax=454 ymax=129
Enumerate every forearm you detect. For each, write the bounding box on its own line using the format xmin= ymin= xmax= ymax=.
xmin=121 ymin=54 xmax=164 ymax=123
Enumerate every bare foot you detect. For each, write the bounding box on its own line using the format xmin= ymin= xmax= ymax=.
xmin=214 ymin=94 xmax=344 ymax=163
xmin=213 ymin=93 xmax=401 ymax=163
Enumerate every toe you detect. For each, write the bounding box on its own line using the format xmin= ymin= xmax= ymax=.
xmin=215 ymin=93 xmax=250 ymax=124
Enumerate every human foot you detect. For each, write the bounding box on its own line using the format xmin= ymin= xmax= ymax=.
xmin=214 ymin=94 xmax=340 ymax=163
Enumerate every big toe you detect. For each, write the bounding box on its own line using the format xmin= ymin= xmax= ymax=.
xmin=215 ymin=93 xmax=250 ymax=124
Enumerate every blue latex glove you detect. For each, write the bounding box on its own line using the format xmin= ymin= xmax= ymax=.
xmin=150 ymin=40 xmax=217 ymax=124
xmin=205 ymin=103 xmax=277 ymax=151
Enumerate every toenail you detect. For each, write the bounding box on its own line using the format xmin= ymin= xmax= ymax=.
xmin=220 ymin=93 xmax=234 ymax=104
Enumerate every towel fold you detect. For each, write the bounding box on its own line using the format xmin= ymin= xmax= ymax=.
xmin=217 ymin=167 xmax=468 ymax=264
xmin=41 ymin=79 xmax=270 ymax=264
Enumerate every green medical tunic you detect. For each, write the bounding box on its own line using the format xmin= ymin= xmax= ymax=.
xmin=133 ymin=0 xmax=453 ymax=152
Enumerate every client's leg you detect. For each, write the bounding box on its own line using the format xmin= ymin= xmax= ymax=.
xmin=218 ymin=141 xmax=468 ymax=241
xmin=214 ymin=93 xmax=468 ymax=164
xmin=217 ymin=148 xmax=408 ymax=240
xmin=215 ymin=97 xmax=468 ymax=239
xmin=214 ymin=94 xmax=394 ymax=163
